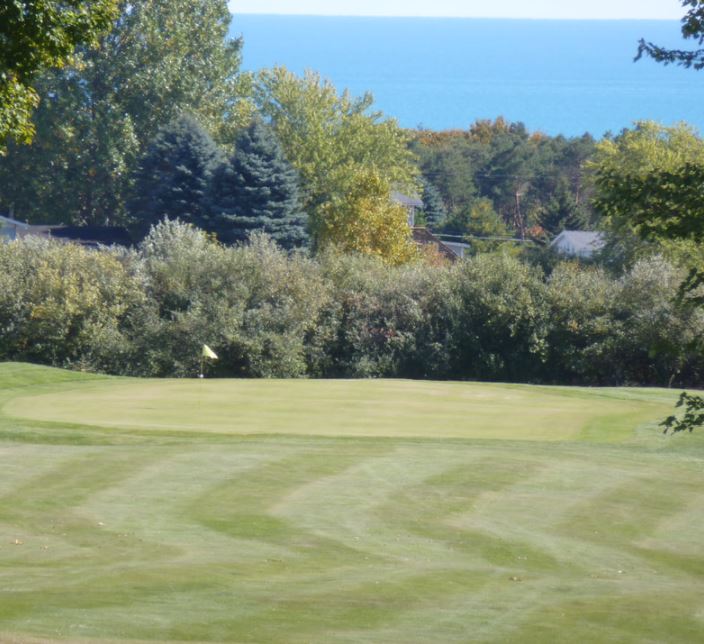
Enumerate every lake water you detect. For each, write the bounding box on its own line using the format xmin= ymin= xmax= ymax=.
xmin=231 ymin=15 xmax=704 ymax=137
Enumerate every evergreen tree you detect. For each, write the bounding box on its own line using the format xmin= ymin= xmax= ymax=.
xmin=421 ymin=178 xmax=447 ymax=229
xmin=537 ymin=179 xmax=588 ymax=236
xmin=210 ymin=119 xmax=308 ymax=249
xmin=131 ymin=114 xmax=224 ymax=236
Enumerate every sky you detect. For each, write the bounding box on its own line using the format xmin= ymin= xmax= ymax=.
xmin=228 ymin=0 xmax=684 ymax=20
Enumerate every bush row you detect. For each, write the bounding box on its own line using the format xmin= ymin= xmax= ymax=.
xmin=1 ymin=220 xmax=702 ymax=387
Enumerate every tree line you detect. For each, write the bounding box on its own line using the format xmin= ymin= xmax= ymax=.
xmin=2 ymin=0 xmax=702 ymax=270
xmin=0 ymin=1 xmax=418 ymax=262
xmin=0 ymin=220 xmax=702 ymax=387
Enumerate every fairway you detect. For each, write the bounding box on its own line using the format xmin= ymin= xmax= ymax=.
xmin=1 ymin=363 xmax=704 ymax=643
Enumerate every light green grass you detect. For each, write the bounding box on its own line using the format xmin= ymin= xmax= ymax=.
xmin=1 ymin=362 xmax=703 ymax=643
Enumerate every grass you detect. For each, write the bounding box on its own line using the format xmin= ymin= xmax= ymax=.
xmin=1 ymin=362 xmax=703 ymax=642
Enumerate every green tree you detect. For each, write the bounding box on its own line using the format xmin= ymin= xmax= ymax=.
xmin=591 ymin=121 xmax=704 ymax=432
xmin=137 ymin=220 xmax=328 ymax=378
xmin=412 ymin=119 xmax=595 ymax=241
xmin=0 ymin=236 xmax=144 ymax=368
xmin=420 ymin=178 xmax=447 ymax=229
xmin=591 ymin=122 xmax=704 ymax=234
xmin=0 ymin=0 xmax=118 ymax=151
xmin=537 ymin=178 xmax=588 ymax=236
xmin=0 ymin=0 xmax=244 ymax=225
xmin=444 ymin=198 xmax=507 ymax=237
xmin=252 ymin=67 xmax=419 ymax=248
xmin=210 ymin=119 xmax=308 ymax=249
xmin=130 ymin=114 xmax=225 ymax=237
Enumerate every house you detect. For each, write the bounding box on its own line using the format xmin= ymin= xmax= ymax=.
xmin=392 ymin=192 xmax=468 ymax=261
xmin=442 ymin=240 xmax=471 ymax=259
xmin=412 ymin=227 xmax=464 ymax=262
xmin=550 ymin=230 xmax=606 ymax=259
xmin=0 ymin=215 xmax=52 ymax=241
xmin=0 ymin=215 xmax=133 ymax=248
xmin=391 ymin=191 xmax=424 ymax=227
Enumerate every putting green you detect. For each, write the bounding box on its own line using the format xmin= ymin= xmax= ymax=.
xmin=3 ymin=375 xmax=677 ymax=441
xmin=1 ymin=363 xmax=703 ymax=643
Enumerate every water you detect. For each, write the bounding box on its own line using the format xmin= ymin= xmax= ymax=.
xmin=231 ymin=15 xmax=704 ymax=137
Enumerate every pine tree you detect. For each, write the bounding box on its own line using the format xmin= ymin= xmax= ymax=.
xmin=130 ymin=114 xmax=224 ymax=236
xmin=537 ymin=179 xmax=587 ymax=236
xmin=421 ymin=178 xmax=447 ymax=229
xmin=210 ymin=119 xmax=308 ymax=249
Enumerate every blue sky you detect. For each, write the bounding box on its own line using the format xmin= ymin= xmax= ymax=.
xmin=228 ymin=0 xmax=683 ymax=19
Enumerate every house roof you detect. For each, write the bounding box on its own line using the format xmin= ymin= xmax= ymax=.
xmin=50 ymin=226 xmax=133 ymax=247
xmin=391 ymin=191 xmax=423 ymax=209
xmin=412 ymin=227 xmax=460 ymax=261
xmin=550 ymin=230 xmax=606 ymax=252
xmin=0 ymin=214 xmax=31 ymax=229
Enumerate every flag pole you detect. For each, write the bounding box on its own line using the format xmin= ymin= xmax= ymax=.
xmin=200 ymin=344 xmax=218 ymax=378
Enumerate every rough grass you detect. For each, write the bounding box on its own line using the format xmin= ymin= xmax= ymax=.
xmin=1 ymin=362 xmax=703 ymax=643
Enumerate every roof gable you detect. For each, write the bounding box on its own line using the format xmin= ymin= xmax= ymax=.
xmin=550 ymin=230 xmax=606 ymax=252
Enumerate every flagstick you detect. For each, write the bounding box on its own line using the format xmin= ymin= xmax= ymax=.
xmin=199 ymin=356 xmax=205 ymax=379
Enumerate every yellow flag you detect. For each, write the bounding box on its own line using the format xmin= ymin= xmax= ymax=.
xmin=202 ymin=344 xmax=218 ymax=360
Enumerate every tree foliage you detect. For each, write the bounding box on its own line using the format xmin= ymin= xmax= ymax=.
xmin=594 ymin=162 xmax=704 ymax=242
xmin=131 ymin=114 xmax=225 ymax=236
xmin=590 ymin=122 xmax=704 ymax=240
xmin=0 ymin=0 xmax=244 ymax=225
xmin=412 ymin=119 xmax=596 ymax=241
xmin=420 ymin=178 xmax=447 ymax=229
xmin=591 ymin=121 xmax=704 ymax=433
xmin=210 ymin=119 xmax=308 ymax=248
xmin=252 ymin=67 xmax=419 ymax=253
xmin=315 ymin=168 xmax=417 ymax=265
xmin=1 ymin=234 xmax=703 ymax=386
xmin=637 ymin=0 xmax=704 ymax=70
xmin=0 ymin=0 xmax=118 ymax=151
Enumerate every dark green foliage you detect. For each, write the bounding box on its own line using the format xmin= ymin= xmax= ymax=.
xmin=210 ymin=119 xmax=308 ymax=248
xmin=134 ymin=221 xmax=323 ymax=377
xmin=420 ymin=178 xmax=447 ymax=229
xmin=637 ymin=0 xmax=704 ymax=70
xmin=537 ymin=179 xmax=589 ymax=236
xmin=662 ymin=393 xmax=704 ymax=433
xmin=447 ymin=255 xmax=549 ymax=381
xmin=635 ymin=4 xmax=704 ymax=433
xmin=309 ymin=252 xmax=454 ymax=378
xmin=130 ymin=115 xmax=225 ymax=236
xmin=412 ymin=120 xmax=596 ymax=244
xmin=594 ymin=162 xmax=704 ymax=242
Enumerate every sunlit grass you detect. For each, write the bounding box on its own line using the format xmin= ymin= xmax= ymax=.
xmin=1 ymin=363 xmax=702 ymax=642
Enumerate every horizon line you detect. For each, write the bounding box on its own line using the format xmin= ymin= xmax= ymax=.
xmin=231 ymin=12 xmax=681 ymax=21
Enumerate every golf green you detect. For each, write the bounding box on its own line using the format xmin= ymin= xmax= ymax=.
xmin=1 ymin=363 xmax=703 ymax=642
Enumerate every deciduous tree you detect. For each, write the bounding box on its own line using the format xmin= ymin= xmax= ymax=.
xmin=591 ymin=121 xmax=704 ymax=433
xmin=253 ymin=67 xmax=419 ymax=248
xmin=0 ymin=0 xmax=118 ymax=151
xmin=315 ymin=167 xmax=417 ymax=265
xmin=0 ymin=0 xmax=244 ymax=225
xmin=637 ymin=0 xmax=704 ymax=69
